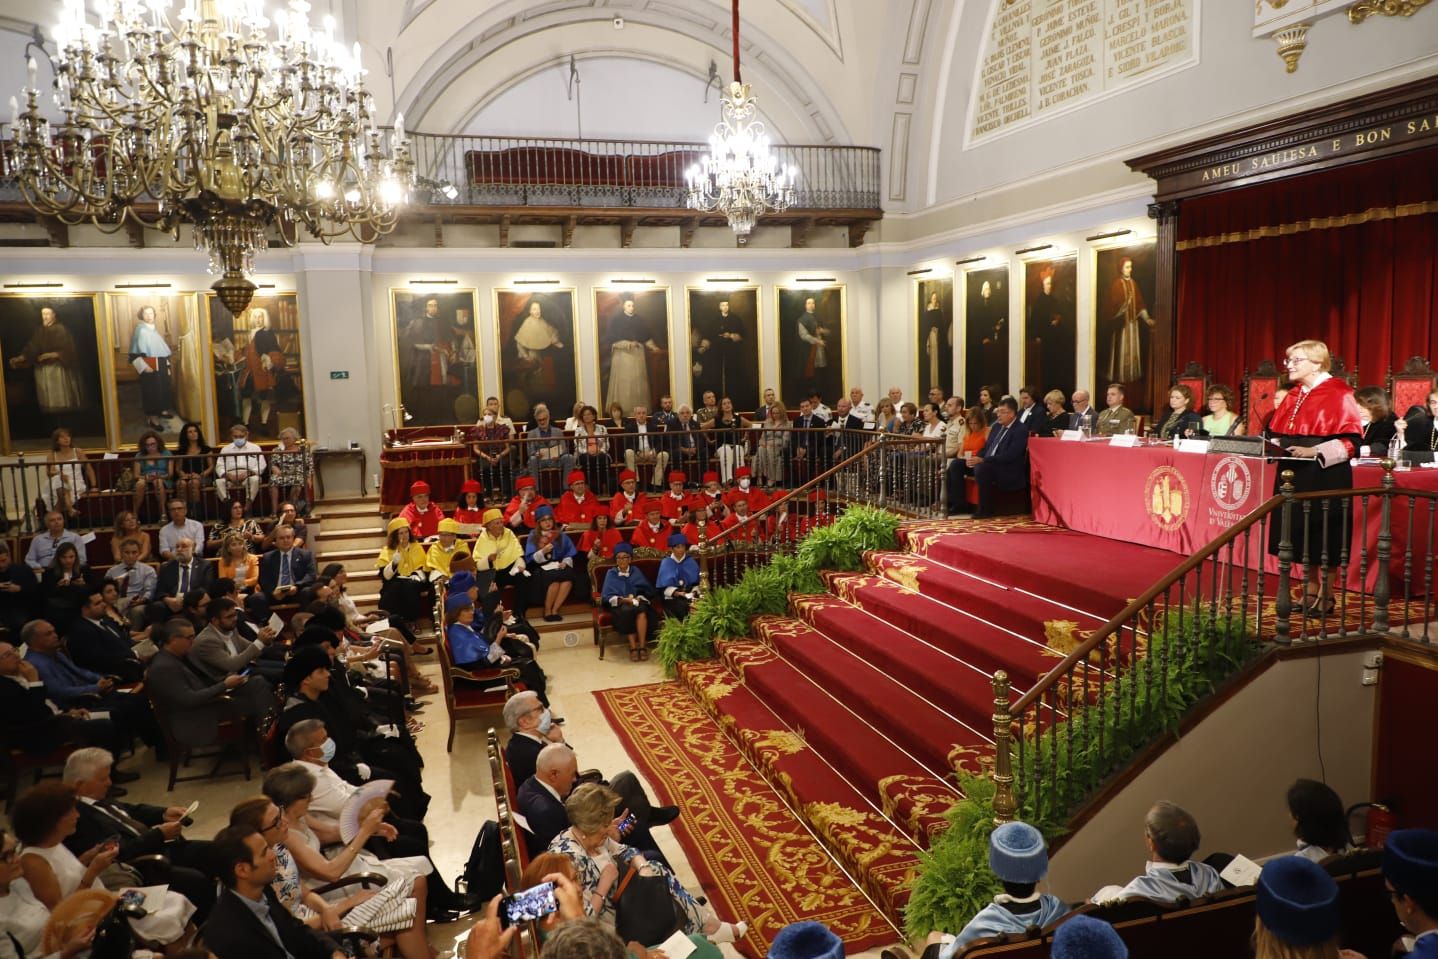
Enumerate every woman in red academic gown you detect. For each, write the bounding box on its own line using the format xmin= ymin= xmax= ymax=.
xmin=1264 ymin=339 xmax=1363 ymax=616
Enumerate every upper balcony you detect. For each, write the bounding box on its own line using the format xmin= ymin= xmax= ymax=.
xmin=0 ymin=130 xmax=884 ymax=249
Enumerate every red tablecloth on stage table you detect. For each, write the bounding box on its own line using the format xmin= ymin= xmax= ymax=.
xmin=1028 ymin=440 xmax=1438 ymax=592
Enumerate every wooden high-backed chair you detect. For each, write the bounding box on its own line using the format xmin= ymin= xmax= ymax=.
xmin=1243 ymin=360 xmax=1281 ymax=435
xmin=1388 ymin=355 xmax=1437 ymax=418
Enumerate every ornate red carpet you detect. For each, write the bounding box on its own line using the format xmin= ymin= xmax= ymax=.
xmin=594 ymin=680 xmax=902 ymax=958
xmin=594 ymin=516 xmax=1423 ymax=956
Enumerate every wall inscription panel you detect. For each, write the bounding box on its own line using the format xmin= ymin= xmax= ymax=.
xmin=969 ymin=0 xmax=1196 ymax=144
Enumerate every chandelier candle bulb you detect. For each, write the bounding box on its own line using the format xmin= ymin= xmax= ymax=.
xmin=14 ymin=0 xmax=414 ymax=317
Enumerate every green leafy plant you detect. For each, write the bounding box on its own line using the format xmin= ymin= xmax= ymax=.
xmin=655 ymin=615 xmax=711 ymax=675
xmin=905 ymin=607 xmax=1261 ymax=937
xmin=654 ymin=503 xmax=903 ymax=675
xmin=903 ymin=773 xmax=1001 ymax=939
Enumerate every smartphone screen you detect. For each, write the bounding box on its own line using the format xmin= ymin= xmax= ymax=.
xmin=500 ymin=882 xmax=558 ymax=928
xmin=618 ymin=813 xmax=637 ymax=835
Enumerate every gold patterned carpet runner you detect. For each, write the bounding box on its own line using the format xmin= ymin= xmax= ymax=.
xmin=594 ymin=680 xmax=902 ymax=957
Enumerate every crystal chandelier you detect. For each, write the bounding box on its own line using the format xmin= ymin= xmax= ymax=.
xmin=10 ymin=0 xmax=415 ymax=315
xmin=685 ymin=0 xmax=796 ymax=240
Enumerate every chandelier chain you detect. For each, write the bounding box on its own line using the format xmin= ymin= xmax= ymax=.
xmin=685 ymin=0 xmax=796 ymax=239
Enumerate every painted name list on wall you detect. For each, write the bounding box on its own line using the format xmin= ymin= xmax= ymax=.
xmin=969 ymin=0 xmax=1196 ymax=145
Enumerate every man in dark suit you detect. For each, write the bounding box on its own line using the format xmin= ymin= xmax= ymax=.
xmin=1069 ymin=389 xmax=1099 ymax=434
xmin=64 ymin=590 xmax=145 ymax=682
xmin=951 ymin=397 xmax=1031 ymax=519
xmin=204 ymin=825 xmax=342 ymax=959
xmin=517 ymin=742 xmax=578 ymax=857
xmin=154 ymin=536 xmax=213 ymax=612
xmin=0 ymin=543 xmax=37 ymax=635
xmin=1017 ymin=386 xmax=1052 ymax=437
xmin=792 ymin=397 xmax=831 ymax=477
xmin=667 ymin=405 xmax=704 ymax=471
xmin=502 ymin=689 xmax=564 ymax=785
xmin=0 ymin=641 xmax=131 ymax=762
xmin=62 ymin=746 xmax=218 ymax=920
xmin=256 ymin=525 xmax=315 ymax=608
xmin=145 ymin=617 xmax=254 ymax=749
xmin=621 ymin=405 xmax=669 ymax=490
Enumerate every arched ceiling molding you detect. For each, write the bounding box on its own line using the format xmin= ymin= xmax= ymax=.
xmin=451 ymin=49 xmax=787 ymax=140
xmin=923 ymin=0 xmax=967 ymax=207
xmin=776 ymin=0 xmax=842 ymax=61
xmin=392 ymin=0 xmax=853 ymax=144
xmin=398 ymin=0 xmax=438 ymax=33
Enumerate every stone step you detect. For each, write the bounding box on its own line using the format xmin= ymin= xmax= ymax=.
xmin=314 ymin=550 xmax=381 ymax=576
xmin=310 ymin=510 xmax=383 ymax=532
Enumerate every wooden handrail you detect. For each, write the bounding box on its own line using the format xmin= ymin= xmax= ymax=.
xmin=1009 ymin=460 xmax=1401 ymax=715
xmin=699 ymin=432 xmax=941 ymax=550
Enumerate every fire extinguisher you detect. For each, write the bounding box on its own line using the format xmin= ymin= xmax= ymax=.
xmin=1347 ymin=802 xmax=1397 ymax=848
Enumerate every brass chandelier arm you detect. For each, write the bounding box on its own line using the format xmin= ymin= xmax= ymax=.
xmin=14 ymin=0 xmax=414 ymax=315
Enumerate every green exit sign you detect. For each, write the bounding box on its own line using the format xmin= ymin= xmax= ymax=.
xmin=329 ymin=371 xmax=350 ymax=380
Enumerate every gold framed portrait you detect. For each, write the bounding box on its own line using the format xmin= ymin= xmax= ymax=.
xmin=775 ymin=284 xmax=846 ymax=407
xmin=204 ymin=292 xmax=306 ymax=440
xmin=916 ymin=276 xmax=954 ymax=401
xmin=684 ymin=286 xmax=762 ymax=409
xmin=104 ymin=291 xmax=210 ymax=447
xmin=592 ymin=287 xmax=673 ymax=416
xmin=389 ymin=288 xmax=481 ymax=426
xmin=0 ymin=293 xmax=111 ymax=453
xmin=492 ymin=288 xmax=579 ymax=423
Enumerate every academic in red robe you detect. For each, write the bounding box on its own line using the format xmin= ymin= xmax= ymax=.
xmin=399 ymin=501 xmax=444 ymax=541
xmin=557 ymin=491 xmax=603 ymax=527
xmin=629 ymin=519 xmax=673 ymax=551
xmin=1264 ymin=374 xmax=1362 ymax=567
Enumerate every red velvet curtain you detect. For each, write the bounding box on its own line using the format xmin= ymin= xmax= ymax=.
xmin=1176 ymin=149 xmax=1438 ymax=391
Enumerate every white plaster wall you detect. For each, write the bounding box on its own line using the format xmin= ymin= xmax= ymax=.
xmin=923 ymin=0 xmax=1438 ymax=208
xmin=463 ymin=56 xmax=783 ymax=143
xmin=1047 ymin=647 xmax=1379 ymax=903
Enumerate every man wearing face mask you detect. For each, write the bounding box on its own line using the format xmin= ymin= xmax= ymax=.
xmin=722 ymin=465 xmax=767 ymax=513
xmin=285 ymin=716 xmax=466 ymax=921
xmin=215 ymin=424 xmax=267 ymax=507
xmin=275 ymin=643 xmax=426 ymax=814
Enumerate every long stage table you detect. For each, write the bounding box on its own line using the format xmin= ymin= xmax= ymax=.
xmin=1028 ymin=439 xmax=1438 ymax=592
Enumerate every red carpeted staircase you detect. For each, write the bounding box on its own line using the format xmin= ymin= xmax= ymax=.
xmin=665 ymin=517 xmax=1183 ymax=928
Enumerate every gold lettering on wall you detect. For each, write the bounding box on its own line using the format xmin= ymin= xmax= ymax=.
xmin=971 ymin=0 xmax=1196 ymax=143
xmin=1181 ymin=115 xmax=1436 ymax=191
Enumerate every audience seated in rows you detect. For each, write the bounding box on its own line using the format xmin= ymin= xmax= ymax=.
xmin=12 ymin=781 xmax=198 ymax=949
xmin=61 ymin=747 xmax=218 ymax=923
xmin=275 ymin=646 xmax=427 ymax=819
xmin=145 ymin=617 xmax=262 ymax=750
xmin=275 ymin=719 xmax=463 ymax=921
xmin=203 ymin=823 xmax=341 ymax=959
xmin=0 ymin=639 xmax=131 ymax=765
xmin=1091 ymin=801 xmax=1222 ymax=904
xmin=444 ymin=592 xmax=548 ymax=704
xmin=251 ymin=766 xmax=435 ymax=956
